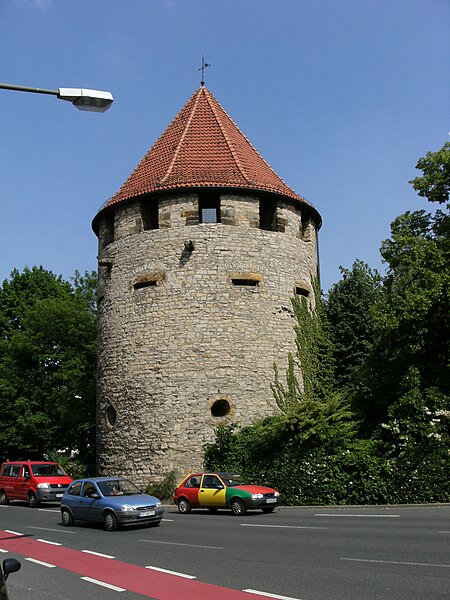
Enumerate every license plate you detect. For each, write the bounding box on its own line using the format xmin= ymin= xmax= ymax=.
xmin=138 ymin=510 xmax=155 ymax=517
xmin=56 ymin=494 xmax=63 ymax=498
xmin=266 ymin=498 xmax=276 ymax=503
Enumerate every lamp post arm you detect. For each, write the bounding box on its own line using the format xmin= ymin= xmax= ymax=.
xmin=0 ymin=82 xmax=58 ymax=96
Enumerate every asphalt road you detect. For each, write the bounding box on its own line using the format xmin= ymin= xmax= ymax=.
xmin=1 ymin=502 xmax=449 ymax=599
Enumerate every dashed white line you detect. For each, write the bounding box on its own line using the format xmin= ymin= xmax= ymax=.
xmin=81 ymin=576 xmax=125 ymax=591
xmin=316 ymin=513 xmax=400 ymax=518
xmin=139 ymin=539 xmax=224 ymax=550
xmin=25 ymin=557 xmax=56 ymax=568
xmin=38 ymin=508 xmax=60 ymax=513
xmin=28 ymin=526 xmax=75 ymax=533
xmin=243 ymin=590 xmax=302 ymax=600
xmin=81 ymin=549 xmax=115 ymax=559
xmin=145 ymin=565 xmax=196 ymax=579
xmin=4 ymin=530 xmax=23 ymax=536
xmin=241 ymin=524 xmax=327 ymax=530
xmin=37 ymin=539 xmax=61 ymax=546
xmin=0 ymin=549 xmax=8 ymax=553
xmin=341 ymin=557 xmax=450 ymax=568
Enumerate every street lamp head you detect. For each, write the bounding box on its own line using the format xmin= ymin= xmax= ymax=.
xmin=57 ymin=88 xmax=114 ymax=112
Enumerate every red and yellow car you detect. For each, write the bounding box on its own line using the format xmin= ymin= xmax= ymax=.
xmin=173 ymin=472 xmax=280 ymax=516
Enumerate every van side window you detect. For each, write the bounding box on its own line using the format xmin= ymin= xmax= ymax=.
xmin=10 ymin=465 xmax=20 ymax=477
xmin=1 ymin=465 xmax=11 ymax=476
xmin=22 ymin=465 xmax=30 ymax=478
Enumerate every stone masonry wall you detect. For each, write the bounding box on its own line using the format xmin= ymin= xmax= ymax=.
xmin=96 ymin=191 xmax=319 ymax=487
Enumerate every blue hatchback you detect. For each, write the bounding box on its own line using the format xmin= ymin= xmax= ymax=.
xmin=60 ymin=477 xmax=163 ymax=531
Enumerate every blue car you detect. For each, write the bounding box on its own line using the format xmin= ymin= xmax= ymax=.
xmin=60 ymin=477 xmax=163 ymax=531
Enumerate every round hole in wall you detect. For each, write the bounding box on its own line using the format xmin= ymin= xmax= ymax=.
xmin=106 ymin=405 xmax=117 ymax=426
xmin=210 ymin=399 xmax=231 ymax=418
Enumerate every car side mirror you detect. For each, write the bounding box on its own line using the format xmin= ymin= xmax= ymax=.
xmin=3 ymin=557 xmax=21 ymax=581
xmin=216 ymin=484 xmax=224 ymax=489
xmin=89 ymin=492 xmax=100 ymax=499
xmin=24 ymin=473 xmax=30 ymax=479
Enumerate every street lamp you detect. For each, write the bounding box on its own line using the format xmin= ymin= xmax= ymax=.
xmin=0 ymin=82 xmax=114 ymax=112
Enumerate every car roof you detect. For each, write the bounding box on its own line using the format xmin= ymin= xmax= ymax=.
xmin=73 ymin=477 xmax=127 ymax=482
xmin=1 ymin=460 xmax=60 ymax=465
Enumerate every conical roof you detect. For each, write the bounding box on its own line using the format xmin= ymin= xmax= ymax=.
xmin=96 ymin=86 xmax=318 ymax=219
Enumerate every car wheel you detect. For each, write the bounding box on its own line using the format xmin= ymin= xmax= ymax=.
xmin=261 ymin=506 xmax=275 ymax=513
xmin=61 ymin=508 xmax=74 ymax=526
xmin=230 ymin=498 xmax=246 ymax=516
xmin=28 ymin=492 xmax=39 ymax=508
xmin=104 ymin=510 xmax=118 ymax=531
xmin=0 ymin=489 xmax=9 ymax=505
xmin=177 ymin=498 xmax=191 ymax=514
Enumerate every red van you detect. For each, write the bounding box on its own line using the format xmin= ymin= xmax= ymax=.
xmin=0 ymin=461 xmax=73 ymax=507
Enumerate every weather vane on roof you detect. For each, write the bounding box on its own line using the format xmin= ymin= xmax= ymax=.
xmin=199 ymin=55 xmax=211 ymax=87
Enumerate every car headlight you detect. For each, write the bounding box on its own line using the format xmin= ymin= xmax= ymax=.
xmin=37 ymin=483 xmax=50 ymax=489
xmin=274 ymin=492 xmax=280 ymax=497
xmin=251 ymin=493 xmax=263 ymax=499
xmin=120 ymin=504 xmax=135 ymax=512
xmin=156 ymin=500 xmax=162 ymax=507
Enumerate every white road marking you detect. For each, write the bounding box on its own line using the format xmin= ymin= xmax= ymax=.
xmin=82 ymin=549 xmax=115 ymax=559
xmin=81 ymin=576 xmax=125 ymax=591
xmin=241 ymin=524 xmax=327 ymax=530
xmin=145 ymin=565 xmax=196 ymax=579
xmin=38 ymin=508 xmax=60 ymax=513
xmin=243 ymin=590 xmax=302 ymax=600
xmin=4 ymin=530 xmax=23 ymax=536
xmin=161 ymin=518 xmax=174 ymax=521
xmin=0 ymin=549 xmax=8 ymax=553
xmin=139 ymin=539 xmax=224 ymax=550
xmin=316 ymin=513 xmax=400 ymax=518
xmin=28 ymin=526 xmax=76 ymax=534
xmin=37 ymin=538 xmax=61 ymax=545
xmin=341 ymin=557 xmax=450 ymax=568
xmin=25 ymin=557 xmax=56 ymax=568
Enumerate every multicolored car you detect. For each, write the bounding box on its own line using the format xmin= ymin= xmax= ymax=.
xmin=173 ymin=472 xmax=280 ymax=516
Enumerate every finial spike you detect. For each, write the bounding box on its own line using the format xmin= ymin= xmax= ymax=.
xmin=198 ymin=55 xmax=211 ymax=86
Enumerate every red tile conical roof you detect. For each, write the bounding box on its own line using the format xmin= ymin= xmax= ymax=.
xmin=99 ymin=87 xmax=317 ymax=215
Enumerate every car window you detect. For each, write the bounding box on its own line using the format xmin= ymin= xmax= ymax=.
xmin=22 ymin=465 xmax=30 ymax=477
xmin=220 ymin=473 xmax=242 ymax=486
xmin=10 ymin=465 xmax=20 ymax=477
xmin=82 ymin=482 xmax=98 ymax=497
xmin=67 ymin=481 xmax=82 ymax=496
xmin=1 ymin=465 xmax=12 ymax=476
xmin=202 ymin=475 xmax=222 ymax=489
xmin=31 ymin=463 xmax=66 ymax=477
xmin=185 ymin=476 xmax=201 ymax=488
xmin=98 ymin=479 xmax=142 ymax=496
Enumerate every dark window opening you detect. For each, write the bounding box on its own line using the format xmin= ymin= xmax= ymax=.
xmin=106 ymin=405 xmax=117 ymax=426
xmin=199 ymin=191 xmax=221 ymax=223
xmin=211 ymin=399 xmax=231 ymax=418
xmin=134 ymin=280 xmax=158 ymax=290
xmin=103 ymin=213 xmax=115 ymax=247
xmin=295 ymin=286 xmax=310 ymax=297
xmin=142 ymin=199 xmax=159 ymax=230
xmin=259 ymin=198 xmax=277 ymax=231
xmin=232 ymin=278 xmax=260 ymax=287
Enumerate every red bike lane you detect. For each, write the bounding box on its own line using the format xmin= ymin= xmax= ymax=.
xmin=0 ymin=530 xmax=268 ymax=599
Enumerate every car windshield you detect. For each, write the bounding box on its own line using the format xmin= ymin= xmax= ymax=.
xmin=220 ymin=473 xmax=243 ymax=487
xmin=31 ymin=464 xmax=67 ymax=476
xmin=97 ymin=479 xmax=142 ymax=497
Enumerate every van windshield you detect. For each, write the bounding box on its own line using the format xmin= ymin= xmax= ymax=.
xmin=31 ymin=464 xmax=67 ymax=477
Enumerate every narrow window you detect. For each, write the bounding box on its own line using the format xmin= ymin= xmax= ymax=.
xmin=232 ymin=278 xmax=260 ymax=287
xmin=211 ymin=399 xmax=231 ymax=417
xmin=103 ymin=213 xmax=115 ymax=247
xmin=134 ymin=280 xmax=157 ymax=290
xmin=142 ymin=199 xmax=159 ymax=230
xmin=259 ymin=197 xmax=277 ymax=231
xmin=106 ymin=405 xmax=117 ymax=426
xmin=199 ymin=191 xmax=220 ymax=223
xmin=295 ymin=286 xmax=310 ymax=297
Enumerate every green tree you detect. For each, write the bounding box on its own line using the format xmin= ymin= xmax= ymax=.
xmin=0 ymin=267 xmax=97 ymax=467
xmin=325 ymin=260 xmax=382 ymax=391
xmin=409 ymin=141 xmax=450 ymax=205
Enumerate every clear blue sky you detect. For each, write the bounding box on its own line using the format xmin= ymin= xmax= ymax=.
xmin=0 ymin=0 xmax=448 ymax=293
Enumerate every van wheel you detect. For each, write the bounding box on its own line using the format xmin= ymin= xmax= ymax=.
xmin=28 ymin=492 xmax=40 ymax=508
xmin=0 ymin=490 xmax=9 ymax=505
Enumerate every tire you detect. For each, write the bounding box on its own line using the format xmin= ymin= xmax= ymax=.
xmin=177 ymin=498 xmax=191 ymax=514
xmin=0 ymin=490 xmax=9 ymax=505
xmin=28 ymin=491 xmax=40 ymax=508
xmin=230 ymin=498 xmax=246 ymax=516
xmin=104 ymin=510 xmax=118 ymax=531
xmin=61 ymin=508 xmax=74 ymax=526
xmin=261 ymin=506 xmax=275 ymax=514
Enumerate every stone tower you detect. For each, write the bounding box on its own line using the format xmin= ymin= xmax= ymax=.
xmin=92 ymin=86 xmax=322 ymax=487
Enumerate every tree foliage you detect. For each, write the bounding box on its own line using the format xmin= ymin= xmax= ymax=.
xmin=0 ymin=267 xmax=97 ymax=468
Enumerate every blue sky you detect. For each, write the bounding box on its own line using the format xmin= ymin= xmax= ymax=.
xmin=0 ymin=0 xmax=448 ymax=293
